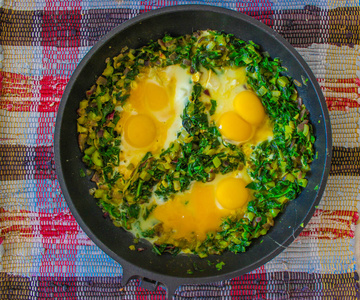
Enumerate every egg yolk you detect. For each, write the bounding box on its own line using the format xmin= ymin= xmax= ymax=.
xmin=216 ymin=177 xmax=249 ymax=210
xmin=124 ymin=114 xmax=156 ymax=148
xmin=233 ymin=90 xmax=265 ymax=125
xmin=145 ymin=81 xmax=169 ymax=111
xmin=218 ymin=111 xmax=252 ymax=142
xmin=153 ymin=182 xmax=229 ymax=241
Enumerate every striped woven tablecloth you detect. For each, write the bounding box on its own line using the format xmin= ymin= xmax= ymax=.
xmin=1 ymin=0 xmax=360 ymax=299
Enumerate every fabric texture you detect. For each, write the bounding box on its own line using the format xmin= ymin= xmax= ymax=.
xmin=1 ymin=0 xmax=360 ymax=299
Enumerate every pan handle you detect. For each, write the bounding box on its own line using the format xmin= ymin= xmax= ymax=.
xmin=122 ymin=272 xmax=178 ymax=299
xmin=139 ymin=277 xmax=159 ymax=291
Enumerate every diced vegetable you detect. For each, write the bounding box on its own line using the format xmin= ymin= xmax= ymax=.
xmin=76 ymin=30 xmax=315 ymax=258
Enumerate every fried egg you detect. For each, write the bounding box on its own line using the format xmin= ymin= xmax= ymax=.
xmin=143 ymin=170 xmax=251 ymax=243
xmin=198 ymin=66 xmax=273 ymax=148
xmin=114 ymin=65 xmax=192 ymax=179
xmin=124 ymin=65 xmax=273 ymax=243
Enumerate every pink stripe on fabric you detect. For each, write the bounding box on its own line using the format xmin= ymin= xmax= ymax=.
xmin=39 ymin=1 xmax=82 ymax=289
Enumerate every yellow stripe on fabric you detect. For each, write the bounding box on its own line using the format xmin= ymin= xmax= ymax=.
xmin=264 ymin=237 xmax=321 ymax=273
xmin=319 ymin=239 xmax=355 ymax=274
xmin=0 ymin=9 xmax=36 ymax=47
xmin=2 ymin=46 xmax=37 ymax=76
xmin=1 ymin=242 xmax=36 ymax=274
xmin=0 ymin=208 xmax=38 ymax=274
xmin=329 ymin=109 xmax=360 ymax=148
xmin=0 ymin=181 xmax=35 ymax=210
xmin=296 ymin=44 xmax=360 ymax=79
xmin=325 ymin=44 xmax=359 ymax=79
xmin=0 ymin=180 xmax=30 ymax=212
xmin=0 ymin=109 xmax=40 ymax=146
xmin=320 ymin=176 xmax=360 ymax=211
xmin=328 ymin=0 xmax=359 ymax=9
xmin=307 ymin=215 xmax=355 ymax=233
xmin=3 ymin=0 xmax=36 ymax=10
xmin=329 ymin=6 xmax=360 ymax=45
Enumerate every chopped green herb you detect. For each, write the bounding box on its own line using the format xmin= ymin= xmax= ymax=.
xmin=209 ymin=99 xmax=217 ymax=116
xmin=301 ymin=75 xmax=309 ymax=86
xmin=216 ymin=261 xmax=225 ymax=271
xmin=79 ymin=169 xmax=86 ymax=178
xmin=193 ymin=263 xmax=204 ymax=272
xmin=77 ymin=30 xmax=315 ymax=258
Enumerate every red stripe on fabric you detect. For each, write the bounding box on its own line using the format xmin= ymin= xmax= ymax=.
xmin=299 ymin=209 xmax=358 ymax=239
xmin=0 ymin=71 xmax=34 ymax=98
xmin=40 ymin=76 xmax=68 ymax=98
xmin=237 ymin=0 xmax=274 ymax=27
xmin=0 ymin=209 xmax=78 ymax=237
xmin=38 ymin=277 xmax=78 ymax=300
xmin=230 ymin=269 xmax=268 ymax=299
xmin=1 ymin=212 xmax=79 ymax=241
xmin=0 ymin=72 xmax=68 ymax=112
xmin=140 ymin=1 xmax=178 ymax=13
xmin=323 ymin=87 xmax=359 ymax=93
xmin=133 ymin=279 xmax=166 ymax=300
xmin=38 ymin=211 xmax=79 ymax=277
xmin=326 ymin=98 xmax=360 ymax=111
xmin=0 ymin=100 xmax=37 ymax=112
xmin=317 ymin=77 xmax=360 ymax=111
xmin=39 ymin=2 xmax=81 ymax=285
xmin=34 ymin=146 xmax=55 ymax=180
xmin=0 ymin=71 xmax=3 ymax=94
xmin=1 ymin=71 xmax=38 ymax=112
xmin=300 ymin=228 xmax=355 ymax=239
xmin=0 ymin=225 xmax=33 ymax=236
xmin=39 ymin=75 xmax=69 ymax=112
xmin=318 ymin=78 xmax=360 ymax=86
xmin=41 ymin=10 xmax=82 ymax=47
xmin=313 ymin=209 xmax=359 ymax=222
xmin=39 ymin=212 xmax=79 ymax=237
xmin=44 ymin=0 xmax=81 ymax=10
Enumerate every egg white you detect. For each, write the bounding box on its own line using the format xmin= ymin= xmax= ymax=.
xmin=115 ymin=65 xmax=192 ymax=179
xmin=121 ymin=64 xmax=274 ymax=242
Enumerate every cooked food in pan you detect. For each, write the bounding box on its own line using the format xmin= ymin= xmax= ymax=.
xmin=76 ymin=30 xmax=315 ymax=257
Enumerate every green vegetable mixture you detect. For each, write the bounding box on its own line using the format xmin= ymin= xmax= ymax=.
xmin=77 ymin=30 xmax=315 ymax=258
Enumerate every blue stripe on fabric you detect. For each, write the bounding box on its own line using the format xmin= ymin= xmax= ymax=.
xmin=29 ymin=242 xmax=44 ymax=277
xmin=36 ymin=112 xmax=56 ymax=146
xmin=78 ymin=46 xmax=93 ymax=62
xmin=25 ymin=112 xmax=41 ymax=146
xmin=35 ymin=179 xmax=68 ymax=214
xmin=75 ymin=243 xmax=123 ymax=277
xmin=81 ymin=0 xmax=142 ymax=10
xmin=41 ymin=47 xmax=81 ymax=77
xmin=271 ymin=0 xmax=328 ymax=10
xmin=80 ymin=0 xmax=270 ymax=11
xmin=7 ymin=179 xmax=67 ymax=213
xmin=177 ymin=0 xmax=237 ymax=9
xmin=19 ymin=111 xmax=40 ymax=146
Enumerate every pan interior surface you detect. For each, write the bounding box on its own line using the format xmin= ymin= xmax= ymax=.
xmin=55 ymin=5 xmax=331 ymax=289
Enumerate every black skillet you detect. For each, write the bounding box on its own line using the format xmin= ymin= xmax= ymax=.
xmin=54 ymin=5 xmax=332 ymax=299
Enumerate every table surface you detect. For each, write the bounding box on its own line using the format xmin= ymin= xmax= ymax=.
xmin=1 ymin=0 xmax=360 ymax=299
